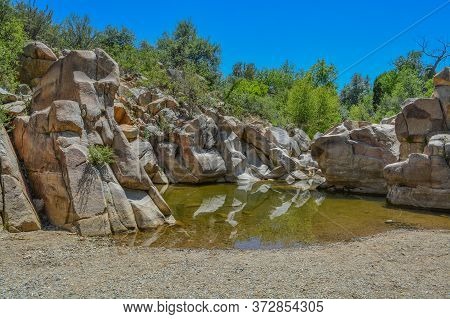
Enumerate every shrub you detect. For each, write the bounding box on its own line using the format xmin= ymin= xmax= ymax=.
xmin=87 ymin=145 xmax=115 ymax=167
xmin=0 ymin=106 xmax=13 ymax=131
xmin=286 ymin=76 xmax=341 ymax=136
xmin=0 ymin=0 xmax=26 ymax=91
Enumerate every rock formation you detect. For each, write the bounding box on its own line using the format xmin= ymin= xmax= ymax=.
xmin=11 ymin=46 xmax=174 ymax=235
xmin=19 ymin=41 xmax=58 ymax=87
xmin=0 ymin=127 xmax=41 ymax=232
xmin=311 ymin=121 xmax=400 ymax=194
xmin=115 ymin=81 xmax=323 ymax=188
xmin=384 ymin=68 xmax=450 ymax=210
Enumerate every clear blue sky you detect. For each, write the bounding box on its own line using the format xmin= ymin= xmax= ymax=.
xmin=37 ymin=0 xmax=449 ymax=87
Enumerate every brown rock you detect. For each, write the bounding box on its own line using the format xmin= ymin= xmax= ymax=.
xmin=0 ymin=127 xmax=40 ymax=232
xmin=19 ymin=41 xmax=57 ymax=86
xmin=311 ymin=122 xmax=399 ymax=194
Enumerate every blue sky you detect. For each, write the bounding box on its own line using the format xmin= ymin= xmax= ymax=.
xmin=36 ymin=0 xmax=449 ymax=87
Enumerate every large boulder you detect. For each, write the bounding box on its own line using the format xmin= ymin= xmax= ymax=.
xmin=433 ymin=67 xmax=450 ymax=128
xmin=395 ymin=98 xmax=447 ymax=160
xmin=0 ymin=127 xmax=41 ymax=232
xmin=12 ymin=49 xmax=173 ymax=235
xmin=384 ymin=134 xmax=450 ymax=210
xmin=19 ymin=41 xmax=58 ymax=87
xmin=311 ymin=121 xmax=399 ymax=194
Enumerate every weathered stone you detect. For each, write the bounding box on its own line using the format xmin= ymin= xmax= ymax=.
xmin=75 ymin=214 xmax=111 ymax=237
xmin=120 ymin=124 xmax=139 ymax=141
xmin=9 ymin=48 xmax=174 ymax=236
xmin=147 ymin=96 xmax=179 ymax=115
xmin=114 ymin=103 xmax=132 ymax=125
xmin=125 ymin=189 xmax=166 ymax=229
xmin=19 ymin=41 xmax=57 ymax=86
xmin=0 ymin=88 xmax=18 ymax=104
xmin=395 ymin=98 xmax=446 ymax=142
xmin=311 ymin=122 xmax=399 ymax=194
xmin=1 ymin=101 xmax=27 ymax=116
xmin=0 ymin=127 xmax=40 ymax=232
xmin=433 ymin=67 xmax=450 ymax=86
xmin=49 ymin=100 xmax=83 ymax=134
xmin=399 ymin=142 xmax=426 ymax=160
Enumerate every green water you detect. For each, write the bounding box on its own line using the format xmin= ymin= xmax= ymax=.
xmin=115 ymin=182 xmax=450 ymax=249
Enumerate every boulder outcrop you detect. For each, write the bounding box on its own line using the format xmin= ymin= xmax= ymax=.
xmin=0 ymin=127 xmax=41 ymax=232
xmin=19 ymin=41 xmax=58 ymax=87
xmin=311 ymin=121 xmax=400 ymax=194
xmin=12 ymin=47 xmax=173 ymax=235
xmin=115 ymin=79 xmax=322 ymax=188
xmin=384 ymin=71 xmax=450 ymax=210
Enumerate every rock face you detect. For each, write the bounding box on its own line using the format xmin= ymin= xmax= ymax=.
xmin=0 ymin=127 xmax=41 ymax=232
xmin=311 ymin=121 xmax=400 ymax=194
xmin=115 ymin=78 xmax=321 ymax=187
xmin=395 ymin=98 xmax=447 ymax=160
xmin=384 ymin=71 xmax=450 ymax=211
xmin=19 ymin=41 xmax=58 ymax=87
xmin=12 ymin=48 xmax=173 ymax=235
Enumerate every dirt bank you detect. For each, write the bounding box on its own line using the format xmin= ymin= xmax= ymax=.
xmin=0 ymin=229 xmax=448 ymax=298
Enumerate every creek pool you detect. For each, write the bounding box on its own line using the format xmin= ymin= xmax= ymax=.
xmin=115 ymin=182 xmax=450 ymax=249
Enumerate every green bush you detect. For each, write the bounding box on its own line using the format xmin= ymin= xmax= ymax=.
xmin=0 ymin=0 xmax=26 ymax=91
xmin=286 ymin=76 xmax=341 ymax=136
xmin=0 ymin=106 xmax=13 ymax=130
xmin=87 ymin=145 xmax=115 ymax=167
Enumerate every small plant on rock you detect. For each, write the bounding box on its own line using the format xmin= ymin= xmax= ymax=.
xmin=0 ymin=106 xmax=13 ymax=131
xmin=87 ymin=145 xmax=116 ymax=167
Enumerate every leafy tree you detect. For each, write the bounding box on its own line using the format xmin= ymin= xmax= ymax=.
xmin=286 ymin=75 xmax=340 ymax=136
xmin=257 ymin=61 xmax=296 ymax=94
xmin=309 ymin=59 xmax=338 ymax=88
xmin=59 ymin=14 xmax=97 ymax=49
xmin=232 ymin=62 xmax=256 ymax=79
xmin=157 ymin=20 xmax=221 ymax=85
xmin=348 ymin=94 xmax=374 ymax=122
xmin=97 ymin=25 xmax=135 ymax=51
xmin=110 ymin=44 xmax=169 ymax=89
xmin=372 ymin=70 xmax=397 ymax=107
xmin=0 ymin=0 xmax=26 ymax=90
xmin=393 ymin=51 xmax=424 ymax=74
xmin=340 ymin=73 xmax=370 ymax=107
xmin=14 ymin=0 xmax=56 ymax=45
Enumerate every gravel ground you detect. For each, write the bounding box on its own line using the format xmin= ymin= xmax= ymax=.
xmin=0 ymin=228 xmax=448 ymax=299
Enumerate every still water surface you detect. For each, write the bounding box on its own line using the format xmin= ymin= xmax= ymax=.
xmin=116 ymin=182 xmax=450 ymax=249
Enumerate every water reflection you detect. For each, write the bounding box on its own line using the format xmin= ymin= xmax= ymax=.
xmin=115 ymin=182 xmax=450 ymax=249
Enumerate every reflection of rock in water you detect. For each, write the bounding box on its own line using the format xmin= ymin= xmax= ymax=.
xmin=193 ymin=195 xmax=226 ymax=217
xmin=269 ymin=200 xmax=293 ymax=219
xmin=226 ymin=202 xmax=246 ymax=227
xmin=312 ymin=191 xmax=326 ymax=206
xmin=294 ymin=190 xmax=311 ymax=208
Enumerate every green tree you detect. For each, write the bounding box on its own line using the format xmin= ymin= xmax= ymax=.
xmin=59 ymin=14 xmax=97 ymax=49
xmin=0 ymin=0 xmax=26 ymax=90
xmin=157 ymin=20 xmax=221 ymax=85
xmin=340 ymin=73 xmax=370 ymax=107
xmin=232 ymin=62 xmax=256 ymax=79
xmin=309 ymin=59 xmax=338 ymax=88
xmin=97 ymin=25 xmax=135 ymax=52
xmin=14 ymin=0 xmax=56 ymax=45
xmin=286 ymin=75 xmax=340 ymax=136
xmin=372 ymin=70 xmax=397 ymax=107
xmin=110 ymin=43 xmax=169 ymax=89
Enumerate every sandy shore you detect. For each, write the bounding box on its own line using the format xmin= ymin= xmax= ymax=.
xmin=0 ymin=228 xmax=448 ymax=298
